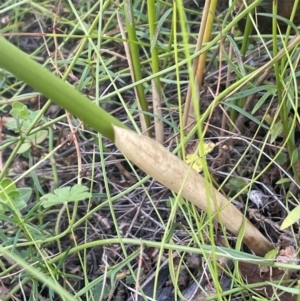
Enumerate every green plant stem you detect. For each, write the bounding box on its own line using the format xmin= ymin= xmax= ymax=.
xmin=0 ymin=246 xmax=76 ymax=301
xmin=147 ymin=0 xmax=161 ymax=93
xmin=272 ymin=2 xmax=300 ymax=183
xmin=48 ymin=127 xmax=59 ymax=188
xmin=1 ymin=2 xmax=298 ymax=147
xmin=124 ymin=0 xmax=151 ymax=135
xmin=0 ymin=38 xmax=128 ymax=141
xmin=5 ymin=237 xmax=262 ymax=265
xmin=231 ymin=0 xmax=260 ymax=128
xmin=148 ymin=0 xmax=163 ymax=141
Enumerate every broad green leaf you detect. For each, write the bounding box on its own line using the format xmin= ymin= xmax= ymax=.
xmin=41 ymin=185 xmax=91 ymax=208
xmin=280 ymin=205 xmax=300 ymax=230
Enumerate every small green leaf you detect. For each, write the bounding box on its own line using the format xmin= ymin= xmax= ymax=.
xmin=0 ymin=178 xmax=16 ymax=190
xmin=17 ymin=143 xmax=30 ymax=154
xmin=264 ymin=246 xmax=279 ymax=261
xmin=226 ymin=178 xmax=247 ymax=191
xmin=280 ymin=205 xmax=300 ymax=230
xmin=22 ymin=224 xmax=44 ymax=239
xmin=92 ymin=283 xmax=111 ymax=300
xmin=18 ymin=187 xmax=32 ymax=203
xmin=270 ymin=121 xmax=282 ymax=143
xmin=275 ymin=178 xmax=291 ymax=185
xmin=7 ymin=190 xmax=20 ymax=202
xmin=166 ymin=196 xmax=185 ymax=207
xmin=12 ymin=102 xmax=25 ymax=110
xmin=29 ymin=130 xmax=48 ymax=144
xmin=10 ymin=102 xmax=29 ymax=120
xmin=12 ymin=198 xmax=26 ymax=210
xmin=41 ymin=184 xmax=91 ymax=208
xmin=19 ymin=106 xmax=29 ymax=120
xmin=6 ymin=192 xmax=26 ymax=211
xmin=10 ymin=103 xmax=24 ymax=117
xmin=17 ymin=130 xmax=48 ymax=154
xmin=252 ymin=91 xmax=274 ymax=114
xmin=0 ymin=178 xmax=16 ymax=201
xmin=290 ymin=149 xmax=299 ymax=167
xmin=275 ymin=152 xmax=287 ymax=165
xmin=126 ymin=268 xmax=144 ymax=284
xmin=0 ymin=178 xmax=27 ymax=212
xmin=10 ymin=108 xmax=20 ymax=118
xmin=6 ymin=110 xmax=41 ymax=131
